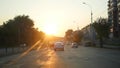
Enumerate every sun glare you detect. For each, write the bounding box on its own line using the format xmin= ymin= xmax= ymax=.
xmin=38 ymin=14 xmax=62 ymax=36
xmin=43 ymin=24 xmax=57 ymax=35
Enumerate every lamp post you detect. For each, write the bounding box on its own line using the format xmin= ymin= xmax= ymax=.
xmin=83 ymin=2 xmax=94 ymax=42
xmin=83 ymin=2 xmax=93 ymax=24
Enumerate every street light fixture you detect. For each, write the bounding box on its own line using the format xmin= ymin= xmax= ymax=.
xmin=83 ymin=2 xmax=94 ymax=42
xmin=83 ymin=2 xmax=93 ymax=25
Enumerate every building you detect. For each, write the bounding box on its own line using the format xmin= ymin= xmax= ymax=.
xmin=81 ymin=25 xmax=91 ymax=41
xmin=108 ymin=0 xmax=120 ymax=38
xmin=117 ymin=0 xmax=120 ymax=36
xmin=118 ymin=0 xmax=120 ymax=24
xmin=81 ymin=24 xmax=96 ymax=42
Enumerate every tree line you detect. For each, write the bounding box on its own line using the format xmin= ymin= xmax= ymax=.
xmin=65 ymin=17 xmax=111 ymax=48
xmin=92 ymin=18 xmax=111 ymax=47
xmin=0 ymin=15 xmax=45 ymax=48
xmin=65 ymin=29 xmax=83 ymax=44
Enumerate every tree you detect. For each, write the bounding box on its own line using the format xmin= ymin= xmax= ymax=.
xmin=0 ymin=15 xmax=44 ymax=48
xmin=72 ymin=30 xmax=83 ymax=43
xmin=65 ymin=29 xmax=73 ymax=42
xmin=92 ymin=18 xmax=111 ymax=48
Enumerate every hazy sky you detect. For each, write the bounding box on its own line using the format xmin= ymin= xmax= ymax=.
xmin=0 ymin=0 xmax=108 ymax=37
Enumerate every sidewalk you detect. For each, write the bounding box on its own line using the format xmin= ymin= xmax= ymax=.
xmin=103 ymin=45 xmax=120 ymax=49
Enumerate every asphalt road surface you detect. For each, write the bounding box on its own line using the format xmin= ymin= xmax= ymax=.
xmin=0 ymin=45 xmax=120 ymax=68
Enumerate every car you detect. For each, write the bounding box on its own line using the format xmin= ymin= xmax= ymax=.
xmin=54 ymin=42 xmax=64 ymax=51
xmin=84 ymin=41 xmax=95 ymax=47
xmin=71 ymin=42 xmax=78 ymax=48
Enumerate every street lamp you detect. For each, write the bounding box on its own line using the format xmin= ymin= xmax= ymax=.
xmin=83 ymin=2 xmax=94 ymax=42
xmin=83 ymin=2 xmax=93 ymax=24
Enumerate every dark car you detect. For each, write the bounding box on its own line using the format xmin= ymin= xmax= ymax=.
xmin=84 ymin=41 xmax=95 ymax=47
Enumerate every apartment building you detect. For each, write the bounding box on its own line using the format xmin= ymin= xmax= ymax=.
xmin=118 ymin=0 xmax=120 ymax=24
xmin=108 ymin=0 xmax=119 ymax=38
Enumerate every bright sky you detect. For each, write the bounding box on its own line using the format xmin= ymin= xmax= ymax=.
xmin=0 ymin=0 xmax=108 ymax=37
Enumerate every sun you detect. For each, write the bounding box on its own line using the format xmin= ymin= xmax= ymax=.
xmin=43 ymin=24 xmax=57 ymax=35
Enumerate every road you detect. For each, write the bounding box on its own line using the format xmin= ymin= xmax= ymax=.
xmin=0 ymin=45 xmax=120 ymax=68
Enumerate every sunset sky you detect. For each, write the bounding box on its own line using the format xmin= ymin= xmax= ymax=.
xmin=0 ymin=0 xmax=108 ymax=37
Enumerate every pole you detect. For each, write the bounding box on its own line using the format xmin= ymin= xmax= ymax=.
xmin=83 ymin=2 xmax=93 ymax=24
xmin=83 ymin=2 xmax=94 ymax=42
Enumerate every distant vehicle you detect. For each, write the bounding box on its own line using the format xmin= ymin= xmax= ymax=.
xmin=84 ymin=41 xmax=95 ymax=47
xmin=71 ymin=42 xmax=78 ymax=48
xmin=54 ymin=42 xmax=64 ymax=51
xmin=84 ymin=41 xmax=91 ymax=47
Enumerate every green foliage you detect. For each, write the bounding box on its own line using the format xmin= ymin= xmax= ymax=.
xmin=65 ymin=29 xmax=83 ymax=43
xmin=65 ymin=29 xmax=73 ymax=41
xmin=0 ymin=15 xmax=45 ymax=48
xmin=92 ymin=18 xmax=111 ymax=47
xmin=72 ymin=30 xmax=83 ymax=43
xmin=92 ymin=18 xmax=111 ymax=38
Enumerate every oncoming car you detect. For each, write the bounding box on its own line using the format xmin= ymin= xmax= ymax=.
xmin=54 ymin=42 xmax=64 ymax=51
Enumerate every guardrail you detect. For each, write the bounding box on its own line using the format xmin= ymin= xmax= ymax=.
xmin=0 ymin=47 xmax=29 ymax=57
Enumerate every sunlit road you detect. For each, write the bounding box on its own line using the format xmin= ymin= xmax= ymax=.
xmin=0 ymin=45 xmax=120 ymax=68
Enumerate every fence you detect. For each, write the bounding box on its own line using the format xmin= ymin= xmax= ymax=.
xmin=0 ymin=47 xmax=29 ymax=57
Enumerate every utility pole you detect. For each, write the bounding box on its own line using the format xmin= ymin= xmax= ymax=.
xmin=83 ymin=2 xmax=94 ymax=42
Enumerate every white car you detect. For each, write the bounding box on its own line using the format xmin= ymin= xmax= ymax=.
xmin=71 ymin=42 xmax=78 ymax=48
xmin=54 ymin=42 xmax=64 ymax=51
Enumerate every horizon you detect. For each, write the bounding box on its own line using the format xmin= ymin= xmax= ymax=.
xmin=0 ymin=0 xmax=108 ymax=37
